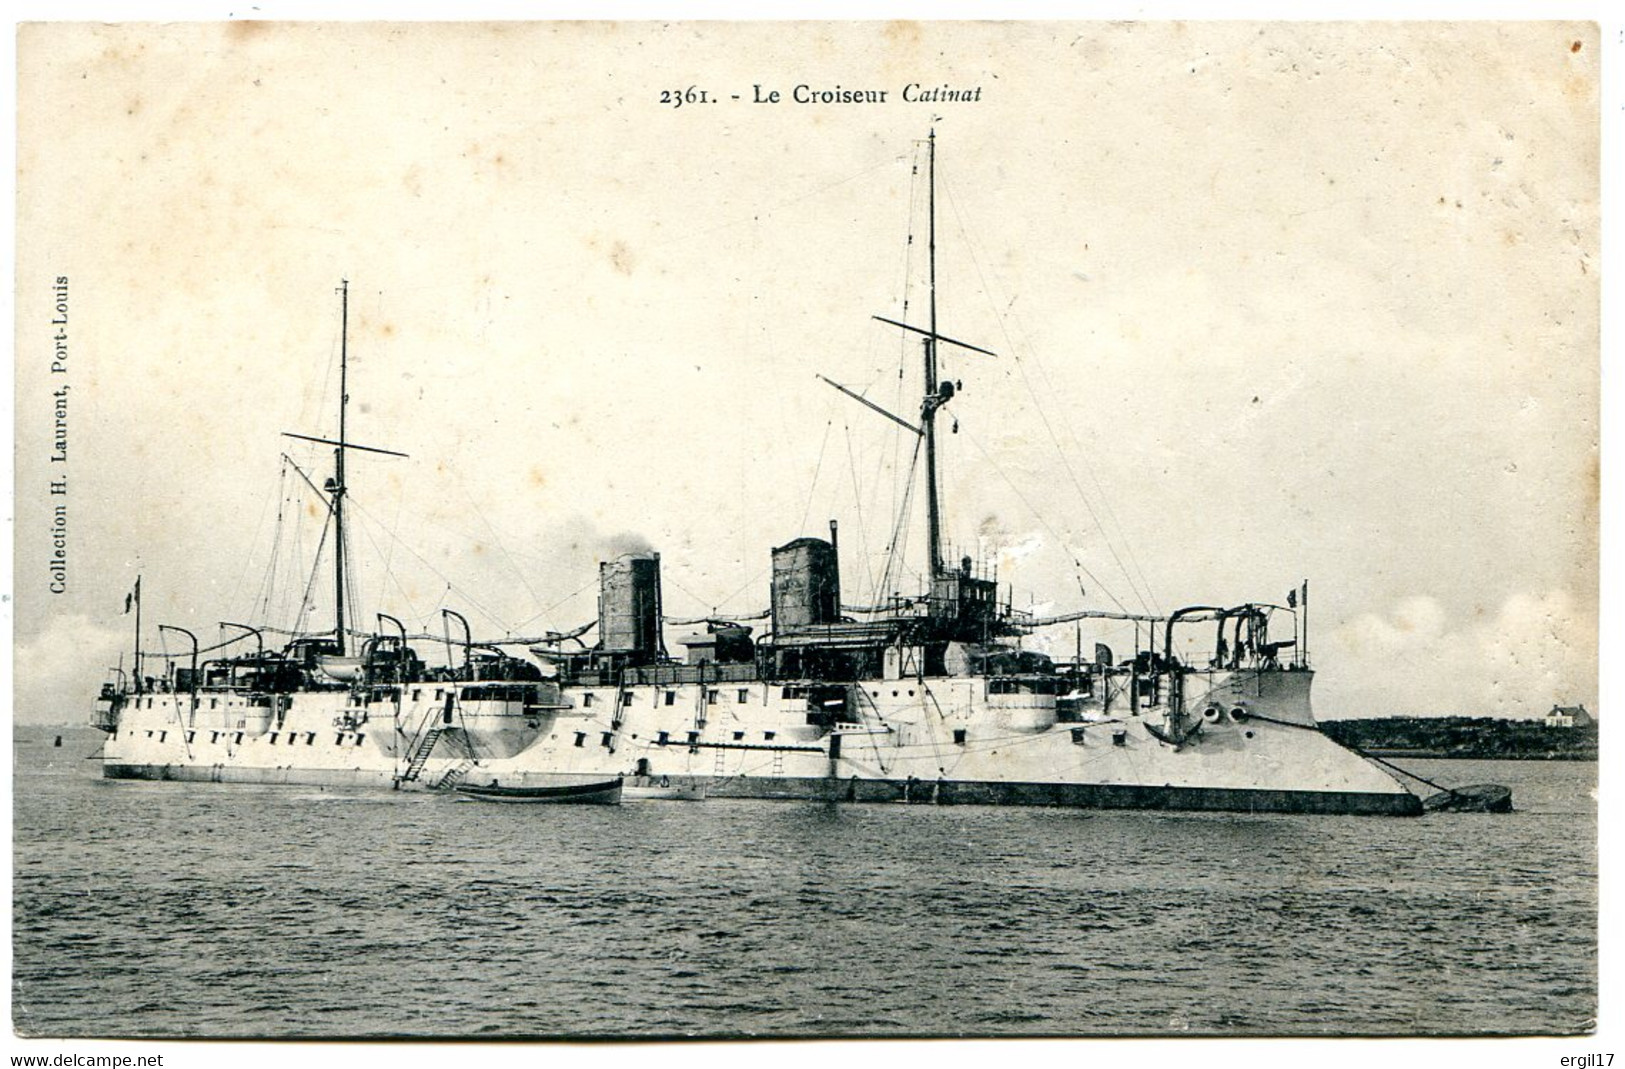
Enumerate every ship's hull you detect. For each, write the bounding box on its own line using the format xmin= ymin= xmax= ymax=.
xmin=99 ymin=763 xmax=1419 ymax=816
xmin=97 ymin=667 xmax=1422 ymax=815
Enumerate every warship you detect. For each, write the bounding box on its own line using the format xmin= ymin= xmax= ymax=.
xmin=92 ymin=134 xmax=1424 ymax=816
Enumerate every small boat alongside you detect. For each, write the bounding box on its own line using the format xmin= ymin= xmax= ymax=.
xmin=455 ymin=778 xmax=623 ymax=805
xmin=1421 ymin=783 xmax=1514 ymax=813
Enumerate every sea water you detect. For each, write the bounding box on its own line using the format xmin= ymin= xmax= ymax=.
xmin=12 ymin=727 xmax=1596 ymax=1038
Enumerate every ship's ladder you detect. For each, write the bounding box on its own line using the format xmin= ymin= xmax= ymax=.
xmin=433 ymin=758 xmax=475 ymax=791
xmin=713 ymin=747 xmax=727 ymax=774
xmin=615 ymin=666 xmax=633 ymax=727
xmin=772 ymin=750 xmax=785 ymax=775
xmin=400 ymin=727 xmax=444 ymax=783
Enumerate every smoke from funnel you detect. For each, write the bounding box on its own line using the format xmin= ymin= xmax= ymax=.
xmin=603 ymin=530 xmax=656 ymax=558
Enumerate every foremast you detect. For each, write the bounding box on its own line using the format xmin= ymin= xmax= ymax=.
xmin=923 ymin=127 xmax=944 ymax=580
xmin=281 ymin=281 xmax=407 ymax=656
xmin=890 ymin=130 xmax=1004 ymax=640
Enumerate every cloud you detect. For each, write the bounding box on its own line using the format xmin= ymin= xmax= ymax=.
xmin=1324 ymin=590 xmax=1595 ymax=719
xmin=15 ymin=613 xmax=131 ymax=725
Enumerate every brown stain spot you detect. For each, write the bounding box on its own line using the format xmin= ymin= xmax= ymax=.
xmin=380 ymin=323 xmax=396 ymax=338
xmin=226 ymin=21 xmax=269 ymax=43
xmin=1571 ymin=40 xmax=1582 ymax=53
xmin=1583 ymin=448 xmax=1600 ymax=521
xmin=125 ymin=96 xmax=141 ymax=117
xmin=883 ymin=21 xmax=922 ymax=49
xmin=305 ymin=502 xmax=320 ymax=520
xmin=527 ymin=466 xmax=547 ymax=489
xmin=610 ymin=240 xmax=635 ymax=276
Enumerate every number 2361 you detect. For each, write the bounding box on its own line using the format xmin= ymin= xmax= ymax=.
xmin=659 ymin=87 xmax=710 ymax=107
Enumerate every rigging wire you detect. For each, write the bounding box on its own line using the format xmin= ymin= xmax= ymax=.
xmin=841 ymin=421 xmax=879 ymax=604
xmin=344 ymin=497 xmax=428 ymax=628
xmin=940 ymin=172 xmax=1159 ymax=616
xmin=292 ymin=505 xmax=334 ymax=637
xmin=282 ymin=476 xmax=307 ymax=630
xmin=796 ymin=417 xmax=836 ymax=538
xmin=957 ymin=419 xmax=1130 ymax=615
xmin=662 ymin=567 xmax=721 ymax=620
xmin=510 ymin=573 xmax=601 ymax=634
xmin=226 ymin=455 xmax=284 ymax=622
xmin=343 ymin=495 xmax=514 ymax=637
xmin=710 ymin=564 xmax=771 ymax=620
xmin=251 ymin=458 xmax=292 ymax=626
xmin=1008 ymin=308 xmax=1163 ymax=616
xmin=876 ymin=433 xmax=924 ymax=605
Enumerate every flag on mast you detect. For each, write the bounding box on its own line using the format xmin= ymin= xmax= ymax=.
xmin=124 ymin=576 xmax=141 ymax=614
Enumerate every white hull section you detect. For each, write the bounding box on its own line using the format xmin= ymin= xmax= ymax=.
xmin=102 ymin=668 xmax=1420 ymax=815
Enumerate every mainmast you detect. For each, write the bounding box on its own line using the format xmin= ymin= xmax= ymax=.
xmin=827 ymin=131 xmax=995 ymax=601
xmin=923 ymin=128 xmax=944 ymax=579
xmin=333 ymin=280 xmax=349 ymax=655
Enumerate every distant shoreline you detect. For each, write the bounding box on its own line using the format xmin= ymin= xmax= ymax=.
xmin=1321 ymin=715 xmax=1598 ymax=764
xmin=1360 ymin=749 xmax=1597 ymax=762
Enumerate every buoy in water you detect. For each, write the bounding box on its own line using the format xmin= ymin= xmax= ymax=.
xmin=53 ymin=735 xmax=62 ymax=748
xmin=1422 ymin=783 xmax=1513 ymax=813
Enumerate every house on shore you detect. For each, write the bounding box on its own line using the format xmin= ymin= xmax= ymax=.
xmin=1543 ymin=705 xmax=1594 ymax=729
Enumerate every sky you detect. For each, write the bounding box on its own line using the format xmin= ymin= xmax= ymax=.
xmin=13 ymin=20 xmax=1600 ymax=724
